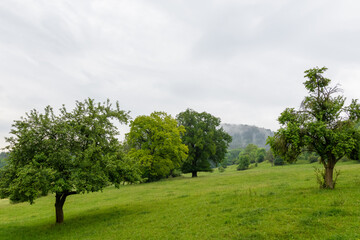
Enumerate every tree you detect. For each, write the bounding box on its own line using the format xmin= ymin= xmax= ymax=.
xmin=224 ymin=148 xmax=242 ymax=166
xmin=264 ymin=149 xmax=275 ymax=166
xmin=126 ymin=112 xmax=188 ymax=182
xmin=256 ymin=148 xmax=266 ymax=163
xmin=0 ymin=99 xmax=141 ymax=223
xmin=176 ymin=109 xmax=232 ymax=177
xmin=237 ymin=154 xmax=250 ymax=170
xmin=243 ymin=144 xmax=258 ymax=163
xmin=267 ymin=67 xmax=360 ymax=188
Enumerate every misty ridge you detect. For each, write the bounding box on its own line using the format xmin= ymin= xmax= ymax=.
xmin=221 ymin=123 xmax=274 ymax=150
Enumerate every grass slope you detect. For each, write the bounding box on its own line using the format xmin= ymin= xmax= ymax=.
xmin=1 ymin=161 xmax=360 ymax=239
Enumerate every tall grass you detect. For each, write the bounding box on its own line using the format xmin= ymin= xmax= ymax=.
xmin=1 ymin=161 xmax=360 ymax=239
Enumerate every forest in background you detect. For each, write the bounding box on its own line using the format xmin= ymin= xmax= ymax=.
xmin=221 ymin=123 xmax=273 ymax=149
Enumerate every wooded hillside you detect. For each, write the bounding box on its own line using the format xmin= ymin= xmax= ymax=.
xmin=222 ymin=123 xmax=274 ymax=149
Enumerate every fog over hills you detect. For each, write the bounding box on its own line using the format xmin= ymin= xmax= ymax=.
xmin=222 ymin=123 xmax=274 ymax=149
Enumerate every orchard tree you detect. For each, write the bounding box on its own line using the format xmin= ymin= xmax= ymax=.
xmin=267 ymin=67 xmax=360 ymax=189
xmin=126 ymin=112 xmax=188 ymax=182
xmin=177 ymin=109 xmax=232 ymax=177
xmin=0 ymin=99 xmax=141 ymax=223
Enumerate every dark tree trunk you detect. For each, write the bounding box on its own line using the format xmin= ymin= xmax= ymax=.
xmin=192 ymin=171 xmax=197 ymax=177
xmin=325 ymin=166 xmax=334 ymax=189
xmin=323 ymin=158 xmax=336 ymax=189
xmin=55 ymin=191 xmax=77 ymax=224
xmin=55 ymin=193 xmax=66 ymax=224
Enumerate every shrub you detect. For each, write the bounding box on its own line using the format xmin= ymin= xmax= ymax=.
xmin=237 ymin=154 xmax=250 ymax=170
xmin=274 ymin=156 xmax=284 ymax=166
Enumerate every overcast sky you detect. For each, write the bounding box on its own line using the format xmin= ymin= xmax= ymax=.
xmin=1 ymin=0 xmax=360 ymax=149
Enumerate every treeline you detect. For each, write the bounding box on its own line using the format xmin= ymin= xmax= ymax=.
xmin=222 ymin=144 xmax=280 ymax=170
xmin=125 ymin=109 xmax=232 ymax=181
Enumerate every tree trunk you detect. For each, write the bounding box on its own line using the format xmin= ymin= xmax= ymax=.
xmin=325 ymin=166 xmax=334 ymax=189
xmin=55 ymin=191 xmax=76 ymax=224
xmin=55 ymin=193 xmax=66 ymax=224
xmin=192 ymin=171 xmax=197 ymax=177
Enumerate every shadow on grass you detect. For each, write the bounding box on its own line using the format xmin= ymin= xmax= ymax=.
xmin=0 ymin=204 xmax=144 ymax=240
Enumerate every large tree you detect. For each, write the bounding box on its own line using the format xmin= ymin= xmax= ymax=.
xmin=126 ymin=112 xmax=188 ymax=182
xmin=0 ymin=99 xmax=141 ymax=223
xmin=177 ymin=109 xmax=232 ymax=177
xmin=267 ymin=67 xmax=360 ymax=189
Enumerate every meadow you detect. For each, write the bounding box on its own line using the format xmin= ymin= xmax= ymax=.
xmin=1 ymin=161 xmax=360 ymax=240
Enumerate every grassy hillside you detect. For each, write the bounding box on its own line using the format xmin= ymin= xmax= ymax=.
xmin=1 ymin=162 xmax=360 ymax=239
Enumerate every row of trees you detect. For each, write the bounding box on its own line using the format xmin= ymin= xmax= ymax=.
xmin=0 ymin=102 xmax=231 ymax=223
xmin=126 ymin=109 xmax=232 ymax=180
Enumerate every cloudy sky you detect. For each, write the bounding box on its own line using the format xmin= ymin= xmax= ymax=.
xmin=1 ymin=0 xmax=360 ymax=148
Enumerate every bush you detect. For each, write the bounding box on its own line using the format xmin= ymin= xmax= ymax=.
xmin=274 ymin=156 xmax=284 ymax=166
xmin=218 ymin=166 xmax=225 ymax=173
xmin=237 ymin=154 xmax=250 ymax=170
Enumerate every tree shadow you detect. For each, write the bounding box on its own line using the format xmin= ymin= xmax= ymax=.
xmin=1 ymin=204 xmax=143 ymax=239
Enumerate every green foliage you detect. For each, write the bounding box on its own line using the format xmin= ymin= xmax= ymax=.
xmin=264 ymin=149 xmax=275 ymax=165
xmin=237 ymin=144 xmax=266 ymax=169
xmin=177 ymin=109 xmax=232 ymax=177
xmin=127 ymin=112 xmax=188 ymax=182
xmin=218 ymin=166 xmax=225 ymax=173
xmin=314 ymin=166 xmax=340 ymax=189
xmin=0 ymin=99 xmax=141 ymax=223
xmin=268 ymin=67 xmax=360 ymax=188
xmin=274 ymin=156 xmax=284 ymax=166
xmin=298 ymin=152 xmax=319 ymax=163
xmin=224 ymin=148 xmax=242 ymax=165
xmin=0 ymin=152 xmax=7 ymax=168
xmin=242 ymin=144 xmax=258 ymax=163
xmin=256 ymin=148 xmax=266 ymax=163
xmin=237 ymin=154 xmax=250 ymax=170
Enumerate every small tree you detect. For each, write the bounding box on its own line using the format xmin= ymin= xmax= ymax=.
xmin=268 ymin=67 xmax=360 ymax=188
xmin=237 ymin=154 xmax=250 ymax=170
xmin=264 ymin=149 xmax=275 ymax=166
xmin=243 ymin=144 xmax=258 ymax=163
xmin=126 ymin=112 xmax=188 ymax=182
xmin=256 ymin=148 xmax=266 ymax=163
xmin=177 ymin=109 xmax=232 ymax=177
xmin=0 ymin=99 xmax=141 ymax=223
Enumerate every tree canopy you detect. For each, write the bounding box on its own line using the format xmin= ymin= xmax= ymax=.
xmin=0 ymin=99 xmax=141 ymax=223
xmin=177 ymin=109 xmax=232 ymax=177
xmin=126 ymin=112 xmax=188 ymax=182
xmin=267 ymin=67 xmax=360 ymax=188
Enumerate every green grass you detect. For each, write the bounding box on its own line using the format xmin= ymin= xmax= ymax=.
xmin=1 ymin=161 xmax=360 ymax=239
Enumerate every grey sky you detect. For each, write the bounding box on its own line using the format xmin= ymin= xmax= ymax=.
xmin=1 ymin=0 xmax=360 ymax=148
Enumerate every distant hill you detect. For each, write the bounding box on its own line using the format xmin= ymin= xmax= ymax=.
xmin=222 ymin=123 xmax=274 ymax=149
